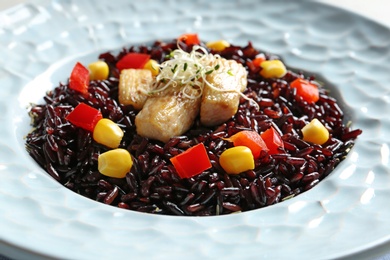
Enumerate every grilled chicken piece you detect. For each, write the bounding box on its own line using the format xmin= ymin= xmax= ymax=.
xmin=200 ymin=58 xmax=247 ymax=126
xmin=135 ymin=85 xmax=201 ymax=143
xmin=118 ymin=69 xmax=154 ymax=110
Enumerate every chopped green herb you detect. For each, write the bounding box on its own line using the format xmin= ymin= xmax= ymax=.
xmin=183 ymin=63 xmax=188 ymax=72
xmin=214 ymin=64 xmax=220 ymax=70
xmin=227 ymin=70 xmax=234 ymax=76
xmin=282 ymin=194 xmax=295 ymax=201
xmin=165 ymin=52 xmax=174 ymax=59
xmin=171 ymin=64 xmax=178 ymax=73
xmin=205 ymin=69 xmax=214 ymax=75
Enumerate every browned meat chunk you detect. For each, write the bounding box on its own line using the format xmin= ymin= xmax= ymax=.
xmin=118 ymin=69 xmax=154 ymax=110
xmin=200 ymin=58 xmax=247 ymax=126
xmin=135 ymin=85 xmax=201 ymax=143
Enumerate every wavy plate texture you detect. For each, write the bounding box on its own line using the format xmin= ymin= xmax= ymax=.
xmin=1 ymin=0 xmax=390 ymax=259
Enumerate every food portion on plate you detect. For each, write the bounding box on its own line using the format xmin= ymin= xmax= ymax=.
xmin=25 ymin=33 xmax=362 ymax=216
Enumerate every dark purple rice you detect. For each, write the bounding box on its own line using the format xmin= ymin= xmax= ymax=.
xmin=25 ymin=39 xmax=362 ymax=216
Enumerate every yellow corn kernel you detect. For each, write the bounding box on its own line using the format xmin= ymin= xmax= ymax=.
xmin=98 ymin=148 xmax=133 ymax=178
xmin=93 ymin=118 xmax=124 ymax=148
xmin=206 ymin=40 xmax=230 ymax=51
xmin=260 ymin=60 xmax=287 ymax=79
xmin=219 ymin=146 xmax=255 ymax=175
xmin=301 ymin=118 xmax=329 ymax=145
xmin=88 ymin=61 xmax=109 ymax=81
xmin=143 ymin=59 xmax=160 ymax=76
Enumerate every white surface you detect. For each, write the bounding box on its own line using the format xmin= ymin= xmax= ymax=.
xmin=1 ymin=0 xmax=390 ymax=259
xmin=318 ymin=0 xmax=390 ymax=27
xmin=1 ymin=2 xmax=389 ymax=30
xmin=0 ymin=0 xmax=24 ymax=10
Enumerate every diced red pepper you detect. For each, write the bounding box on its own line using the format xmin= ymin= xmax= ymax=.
xmin=177 ymin=33 xmax=200 ymax=46
xmin=69 ymin=62 xmax=90 ymax=94
xmin=252 ymin=56 xmax=266 ymax=67
xmin=247 ymin=56 xmax=266 ymax=72
xmin=116 ymin=53 xmax=151 ymax=71
xmin=290 ymin=78 xmax=319 ymax=103
xmin=261 ymin=127 xmax=284 ymax=155
xmin=224 ymin=130 xmax=268 ymax=159
xmin=65 ymin=103 xmax=102 ymax=132
xmin=170 ymin=143 xmax=212 ymax=179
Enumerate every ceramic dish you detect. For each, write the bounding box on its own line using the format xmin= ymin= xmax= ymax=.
xmin=1 ymin=0 xmax=390 ymax=259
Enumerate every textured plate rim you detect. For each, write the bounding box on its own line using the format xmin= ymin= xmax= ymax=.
xmin=1 ymin=0 xmax=389 ymax=259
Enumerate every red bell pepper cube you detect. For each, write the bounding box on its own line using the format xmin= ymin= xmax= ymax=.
xmin=261 ymin=127 xmax=284 ymax=155
xmin=252 ymin=56 xmax=266 ymax=67
xmin=225 ymin=130 xmax=269 ymax=159
xmin=65 ymin=103 xmax=103 ymax=132
xmin=290 ymin=78 xmax=319 ymax=103
xmin=116 ymin=53 xmax=151 ymax=71
xmin=177 ymin=33 xmax=201 ymax=46
xmin=69 ymin=62 xmax=90 ymax=94
xmin=170 ymin=143 xmax=212 ymax=179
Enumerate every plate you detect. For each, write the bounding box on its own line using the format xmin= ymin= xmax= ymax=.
xmin=1 ymin=0 xmax=390 ymax=259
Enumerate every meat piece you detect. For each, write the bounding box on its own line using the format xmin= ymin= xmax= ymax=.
xmin=135 ymin=85 xmax=201 ymax=143
xmin=200 ymin=58 xmax=247 ymax=126
xmin=118 ymin=69 xmax=154 ymax=110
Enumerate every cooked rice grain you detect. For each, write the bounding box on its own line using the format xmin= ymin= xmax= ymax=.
xmin=25 ymin=39 xmax=362 ymax=216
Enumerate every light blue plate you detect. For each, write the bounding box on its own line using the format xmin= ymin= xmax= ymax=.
xmin=1 ymin=0 xmax=389 ymax=259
